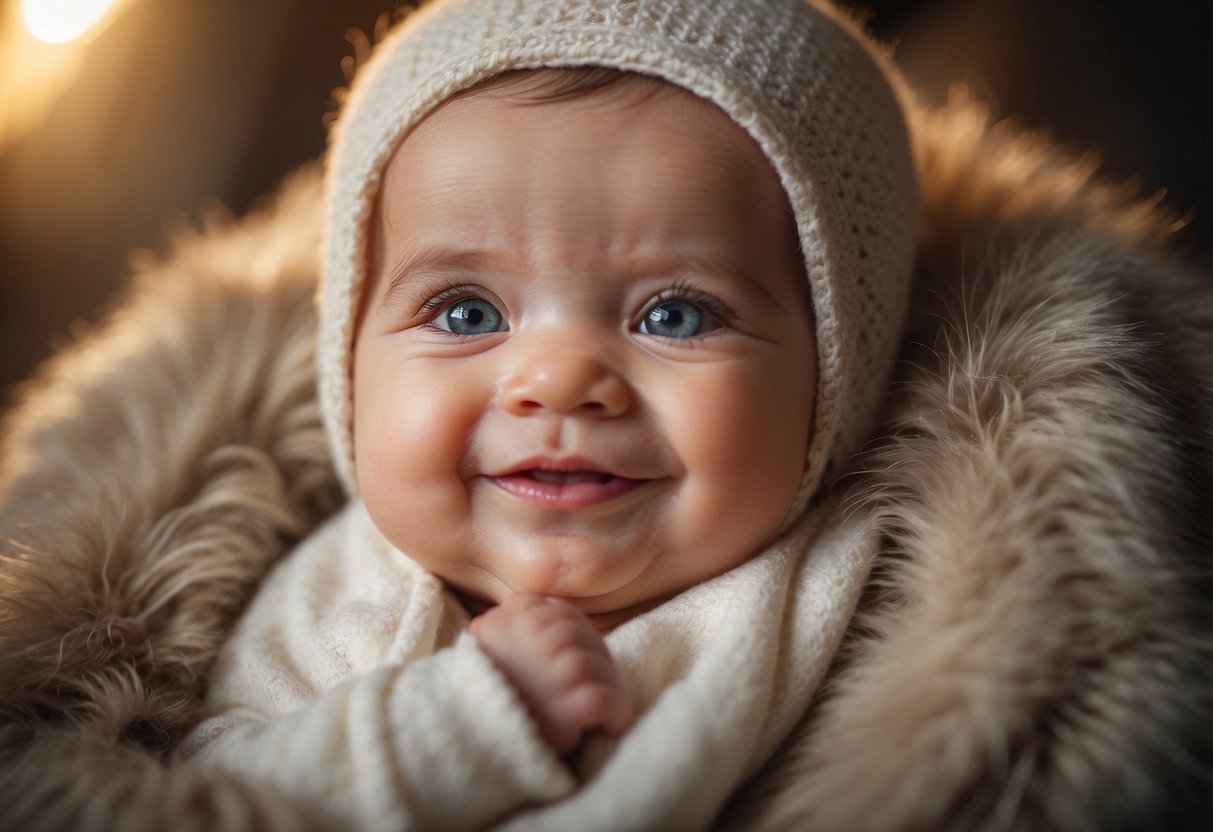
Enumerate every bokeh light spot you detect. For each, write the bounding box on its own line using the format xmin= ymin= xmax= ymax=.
xmin=21 ymin=0 xmax=118 ymax=45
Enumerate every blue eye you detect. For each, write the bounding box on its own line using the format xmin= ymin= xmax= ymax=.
xmin=433 ymin=298 xmax=506 ymax=335
xmin=639 ymin=299 xmax=719 ymax=339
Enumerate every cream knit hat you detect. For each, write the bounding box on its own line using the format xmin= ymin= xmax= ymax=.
xmin=320 ymin=0 xmax=920 ymax=514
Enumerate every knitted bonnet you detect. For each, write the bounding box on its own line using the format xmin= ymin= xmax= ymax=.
xmin=321 ymin=0 xmax=920 ymax=513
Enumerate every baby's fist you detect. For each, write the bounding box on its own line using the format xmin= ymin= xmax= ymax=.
xmin=469 ymin=592 xmax=632 ymax=756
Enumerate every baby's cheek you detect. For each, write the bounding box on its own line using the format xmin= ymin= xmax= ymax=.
xmin=673 ymin=363 xmax=809 ymax=547
xmin=354 ymin=361 xmax=479 ymax=547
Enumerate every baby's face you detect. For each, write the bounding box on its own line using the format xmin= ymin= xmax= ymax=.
xmin=353 ymin=76 xmax=816 ymax=629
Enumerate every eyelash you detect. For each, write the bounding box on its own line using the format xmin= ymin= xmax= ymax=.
xmin=412 ymin=277 xmax=736 ymax=336
xmin=416 ymin=279 xmax=486 ymax=316
xmin=639 ymin=280 xmax=737 ymax=334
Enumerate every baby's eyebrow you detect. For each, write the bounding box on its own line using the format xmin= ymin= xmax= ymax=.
xmin=381 ymin=244 xmax=782 ymax=308
xmin=382 ymin=244 xmax=505 ymax=302
xmin=621 ymin=252 xmax=781 ymax=308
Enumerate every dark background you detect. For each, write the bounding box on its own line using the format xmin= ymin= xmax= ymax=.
xmin=2 ymin=0 xmax=1210 ymax=406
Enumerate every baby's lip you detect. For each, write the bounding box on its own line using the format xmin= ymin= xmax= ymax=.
xmin=491 ymin=455 xmax=639 ymax=481
xmin=485 ymin=455 xmax=661 ymax=509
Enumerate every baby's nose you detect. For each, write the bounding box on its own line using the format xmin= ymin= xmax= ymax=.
xmin=500 ymin=347 xmax=630 ymax=417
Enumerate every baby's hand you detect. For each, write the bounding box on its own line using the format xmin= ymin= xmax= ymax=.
xmin=469 ymin=592 xmax=633 ymax=757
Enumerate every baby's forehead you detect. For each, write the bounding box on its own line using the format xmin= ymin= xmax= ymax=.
xmin=376 ymin=68 xmax=796 ymax=242
xmin=382 ymin=68 xmax=773 ymax=186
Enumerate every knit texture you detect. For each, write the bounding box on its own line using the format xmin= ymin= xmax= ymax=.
xmin=178 ymin=496 xmax=877 ymax=830
xmin=320 ymin=0 xmax=920 ymax=508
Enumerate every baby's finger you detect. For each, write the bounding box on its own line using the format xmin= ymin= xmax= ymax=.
xmin=560 ymin=681 xmax=633 ymax=737
xmin=537 ymin=617 xmax=607 ymax=656
xmin=552 ymin=646 xmax=618 ymax=691
xmin=499 ymin=591 xmax=545 ymax=612
xmin=598 ymin=690 xmax=633 ymax=737
xmin=520 ymin=600 xmax=578 ymax=635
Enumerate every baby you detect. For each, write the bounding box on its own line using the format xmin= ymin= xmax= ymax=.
xmin=180 ymin=0 xmax=919 ymax=829
xmin=359 ymin=62 xmax=815 ymax=753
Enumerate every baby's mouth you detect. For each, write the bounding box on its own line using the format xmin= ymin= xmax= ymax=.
xmin=489 ymin=464 xmax=648 ymax=509
xmin=525 ymin=469 xmax=616 ymax=486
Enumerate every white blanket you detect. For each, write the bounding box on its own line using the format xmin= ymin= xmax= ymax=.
xmin=179 ymin=498 xmax=875 ymax=830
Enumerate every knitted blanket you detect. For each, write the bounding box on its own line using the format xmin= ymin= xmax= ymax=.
xmin=178 ymin=498 xmax=873 ymax=830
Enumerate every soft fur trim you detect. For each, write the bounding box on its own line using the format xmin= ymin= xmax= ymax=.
xmin=723 ymin=95 xmax=1213 ymax=832
xmin=0 ymin=167 xmax=341 ymax=830
xmin=1 ymin=101 xmax=1210 ymax=832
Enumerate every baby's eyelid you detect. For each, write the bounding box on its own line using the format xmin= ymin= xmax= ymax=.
xmin=637 ymin=287 xmax=733 ymax=323
xmin=416 ymin=281 xmax=497 ymax=313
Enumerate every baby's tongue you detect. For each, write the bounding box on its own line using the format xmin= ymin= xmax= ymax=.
xmin=528 ymin=469 xmax=611 ymax=485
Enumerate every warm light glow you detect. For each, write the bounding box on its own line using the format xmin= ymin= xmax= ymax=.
xmin=0 ymin=0 xmax=134 ymax=152
xmin=21 ymin=0 xmax=118 ymax=45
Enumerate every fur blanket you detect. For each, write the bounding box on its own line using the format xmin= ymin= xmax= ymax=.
xmin=1 ymin=91 xmax=1211 ymax=830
